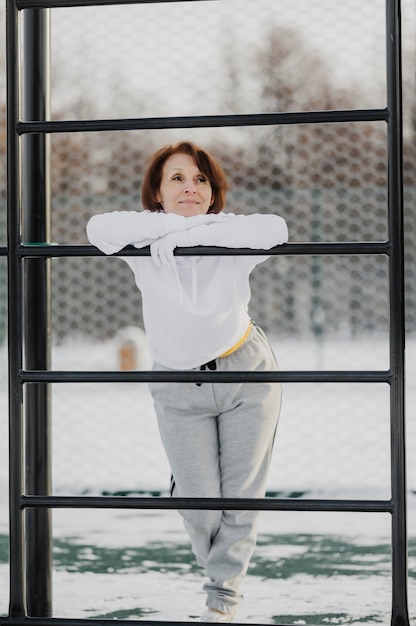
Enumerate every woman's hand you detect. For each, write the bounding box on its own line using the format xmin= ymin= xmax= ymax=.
xmin=150 ymin=231 xmax=192 ymax=270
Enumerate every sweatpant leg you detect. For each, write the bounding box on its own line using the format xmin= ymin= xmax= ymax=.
xmin=202 ymin=324 xmax=281 ymax=611
xmin=149 ymin=323 xmax=281 ymax=614
xmin=149 ymin=376 xmax=223 ymax=566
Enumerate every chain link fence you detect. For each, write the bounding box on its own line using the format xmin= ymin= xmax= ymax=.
xmin=0 ymin=0 xmax=415 ymax=496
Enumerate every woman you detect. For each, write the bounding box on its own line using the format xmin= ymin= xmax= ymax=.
xmin=86 ymin=141 xmax=288 ymax=622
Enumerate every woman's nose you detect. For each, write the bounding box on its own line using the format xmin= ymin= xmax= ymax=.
xmin=184 ymin=179 xmax=197 ymax=192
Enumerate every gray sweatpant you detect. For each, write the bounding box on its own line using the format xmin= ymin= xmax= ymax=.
xmin=149 ymin=323 xmax=281 ymax=614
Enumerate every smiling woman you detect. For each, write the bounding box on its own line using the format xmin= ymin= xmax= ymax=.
xmin=141 ymin=141 xmax=228 ymax=215
xmin=86 ymin=140 xmax=288 ymax=622
xmin=155 ymin=153 xmax=214 ymax=217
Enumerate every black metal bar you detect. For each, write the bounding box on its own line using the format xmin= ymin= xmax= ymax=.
xmin=4 ymin=2 xmax=408 ymax=625
xmin=386 ymin=2 xmax=409 ymax=626
xmin=18 ymin=369 xmax=392 ymax=384
xmin=16 ymin=241 xmax=391 ymax=257
xmin=6 ymin=0 xmax=27 ymax=617
xmin=21 ymin=495 xmax=393 ymax=514
xmin=1 ymin=618 xmax=291 ymax=626
xmin=17 ymin=0 xmax=218 ymax=8
xmin=16 ymin=108 xmax=389 ymax=135
xmin=0 ymin=618 xmax=293 ymax=626
xmin=21 ymin=7 xmax=53 ymax=618
xmin=1 ymin=619 xmax=291 ymax=626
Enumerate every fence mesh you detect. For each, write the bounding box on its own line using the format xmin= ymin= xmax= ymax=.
xmin=0 ymin=0 xmax=415 ymax=495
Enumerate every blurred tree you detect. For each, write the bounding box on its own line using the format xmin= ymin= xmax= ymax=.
xmin=1 ymin=13 xmax=414 ymax=340
xmin=218 ymin=26 xmax=399 ymax=336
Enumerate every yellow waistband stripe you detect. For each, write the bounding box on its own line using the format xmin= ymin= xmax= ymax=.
xmin=220 ymin=321 xmax=253 ymax=358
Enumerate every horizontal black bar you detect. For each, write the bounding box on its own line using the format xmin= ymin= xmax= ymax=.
xmin=18 ymin=241 xmax=391 ymax=258
xmin=1 ymin=616 xmax=296 ymax=626
xmin=21 ymin=495 xmax=393 ymax=513
xmin=16 ymin=0 xmax=218 ymax=8
xmin=0 ymin=246 xmax=6 ymax=257
xmin=16 ymin=109 xmax=389 ymax=135
xmin=18 ymin=369 xmax=392 ymax=384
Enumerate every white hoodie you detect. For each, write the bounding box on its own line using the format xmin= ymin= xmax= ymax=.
xmin=86 ymin=210 xmax=288 ymax=369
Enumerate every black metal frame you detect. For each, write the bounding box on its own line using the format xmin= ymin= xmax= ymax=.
xmin=4 ymin=0 xmax=409 ymax=625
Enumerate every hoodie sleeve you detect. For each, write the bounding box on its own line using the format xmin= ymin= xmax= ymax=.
xmin=86 ymin=210 xmax=187 ymax=254
xmin=188 ymin=213 xmax=289 ymax=249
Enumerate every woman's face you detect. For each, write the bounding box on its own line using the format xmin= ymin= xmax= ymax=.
xmin=156 ymin=153 xmax=214 ymax=217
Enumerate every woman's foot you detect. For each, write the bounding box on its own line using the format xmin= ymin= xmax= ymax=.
xmin=199 ymin=608 xmax=236 ymax=623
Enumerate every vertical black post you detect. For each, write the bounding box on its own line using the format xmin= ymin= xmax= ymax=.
xmin=6 ymin=0 xmax=26 ymax=617
xmin=386 ymin=1 xmax=409 ymax=626
xmin=22 ymin=8 xmax=53 ymax=618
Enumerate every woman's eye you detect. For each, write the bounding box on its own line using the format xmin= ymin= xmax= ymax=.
xmin=170 ymin=173 xmax=208 ymax=183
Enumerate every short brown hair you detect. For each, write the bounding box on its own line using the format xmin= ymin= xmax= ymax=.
xmin=141 ymin=141 xmax=228 ymax=214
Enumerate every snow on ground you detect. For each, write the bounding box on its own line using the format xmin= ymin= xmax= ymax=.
xmin=1 ymin=503 xmax=412 ymax=624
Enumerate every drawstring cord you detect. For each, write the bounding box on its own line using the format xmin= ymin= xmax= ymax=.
xmin=172 ymin=262 xmax=183 ymax=305
xmin=172 ymin=257 xmax=197 ymax=306
xmin=191 ymin=257 xmax=198 ymax=303
xmin=196 ymin=359 xmax=217 ymax=386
